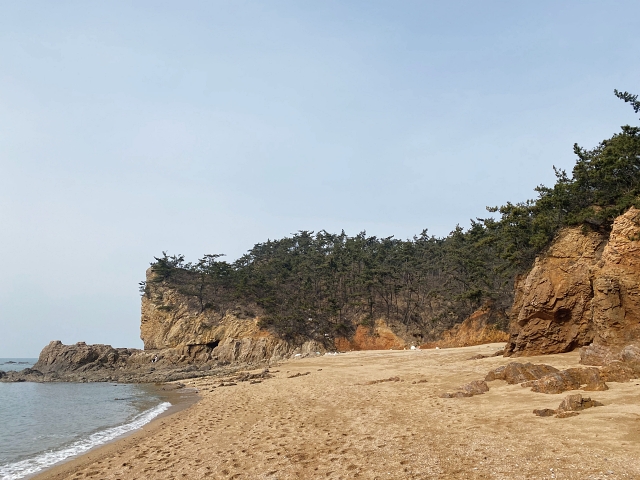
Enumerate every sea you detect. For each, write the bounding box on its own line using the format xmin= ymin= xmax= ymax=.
xmin=0 ymin=359 xmax=172 ymax=480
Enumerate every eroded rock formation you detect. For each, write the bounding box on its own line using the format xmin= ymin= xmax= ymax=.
xmin=484 ymin=361 xmax=612 ymax=394
xmin=521 ymin=367 xmax=608 ymax=394
xmin=505 ymin=207 xmax=640 ymax=356
xmin=141 ymin=268 xmax=324 ymax=364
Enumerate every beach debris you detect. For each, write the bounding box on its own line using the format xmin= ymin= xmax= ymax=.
xmin=287 ymin=372 xmax=311 ymax=378
xmin=362 ymin=376 xmax=401 ymax=385
xmin=534 ymin=393 xmax=603 ymax=418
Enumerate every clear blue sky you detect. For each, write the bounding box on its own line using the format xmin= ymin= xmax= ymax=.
xmin=1 ymin=1 xmax=639 ymax=356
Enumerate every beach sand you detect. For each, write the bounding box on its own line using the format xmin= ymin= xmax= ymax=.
xmin=33 ymin=343 xmax=640 ymax=479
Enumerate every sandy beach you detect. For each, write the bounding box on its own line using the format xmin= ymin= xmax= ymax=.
xmin=33 ymin=343 xmax=640 ymax=480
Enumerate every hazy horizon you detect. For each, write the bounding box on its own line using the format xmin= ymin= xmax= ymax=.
xmin=2 ymin=1 xmax=639 ymax=357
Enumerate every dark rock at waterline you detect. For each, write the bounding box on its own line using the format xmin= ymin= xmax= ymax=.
xmin=0 ymin=341 xmax=259 ymax=384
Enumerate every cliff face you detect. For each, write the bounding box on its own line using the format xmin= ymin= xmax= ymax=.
xmin=420 ymin=302 xmax=509 ymax=349
xmin=334 ymin=321 xmax=407 ymax=351
xmin=141 ymin=268 xmax=323 ymax=363
xmin=141 ymin=263 xmax=517 ymax=359
xmin=505 ymin=207 xmax=640 ymax=356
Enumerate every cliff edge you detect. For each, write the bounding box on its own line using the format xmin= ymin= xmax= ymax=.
xmin=140 ymin=268 xmax=324 ymax=364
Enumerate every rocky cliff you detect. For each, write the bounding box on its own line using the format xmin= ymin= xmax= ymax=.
xmin=420 ymin=301 xmax=509 ymax=349
xmin=505 ymin=207 xmax=640 ymax=356
xmin=141 ymin=268 xmax=324 ymax=364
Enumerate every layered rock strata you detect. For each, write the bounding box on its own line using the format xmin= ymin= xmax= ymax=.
xmin=505 ymin=207 xmax=640 ymax=356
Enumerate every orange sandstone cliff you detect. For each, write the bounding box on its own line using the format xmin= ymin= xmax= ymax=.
xmin=420 ymin=301 xmax=509 ymax=349
xmin=140 ymin=268 xmax=324 ymax=363
xmin=505 ymin=207 xmax=640 ymax=356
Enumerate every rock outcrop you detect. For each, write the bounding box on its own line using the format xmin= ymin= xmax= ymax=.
xmin=32 ymin=341 xmax=137 ymax=374
xmin=0 ymin=340 xmax=249 ymax=383
xmin=484 ymin=362 xmax=559 ymax=384
xmin=505 ymin=207 xmax=640 ymax=356
xmin=439 ymin=380 xmax=489 ymax=398
xmin=420 ymin=301 xmax=509 ymax=349
xmin=484 ymin=361 xmax=610 ymax=394
xmin=533 ymin=393 xmax=603 ymax=418
xmin=521 ymin=367 xmax=608 ymax=394
xmin=579 ymin=343 xmax=640 ymax=382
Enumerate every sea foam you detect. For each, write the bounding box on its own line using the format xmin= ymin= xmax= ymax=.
xmin=0 ymin=401 xmax=171 ymax=480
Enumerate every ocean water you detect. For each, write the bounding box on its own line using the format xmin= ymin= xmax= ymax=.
xmin=0 ymin=365 xmax=171 ymax=480
xmin=0 ymin=359 xmax=37 ymax=372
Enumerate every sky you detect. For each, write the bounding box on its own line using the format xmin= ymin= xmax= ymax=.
xmin=1 ymin=1 xmax=639 ymax=357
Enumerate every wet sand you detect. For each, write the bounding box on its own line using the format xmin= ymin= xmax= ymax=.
xmin=33 ymin=343 xmax=640 ymax=479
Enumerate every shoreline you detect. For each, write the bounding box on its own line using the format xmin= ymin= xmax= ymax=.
xmin=28 ymin=385 xmax=200 ymax=480
xmin=26 ymin=345 xmax=640 ymax=479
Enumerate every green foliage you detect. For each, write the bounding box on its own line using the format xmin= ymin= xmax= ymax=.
xmin=614 ymin=89 xmax=640 ymax=118
xmin=143 ymin=90 xmax=640 ymax=342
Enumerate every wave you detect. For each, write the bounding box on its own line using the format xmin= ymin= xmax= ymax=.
xmin=0 ymin=401 xmax=171 ymax=480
